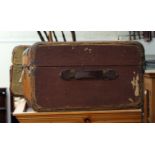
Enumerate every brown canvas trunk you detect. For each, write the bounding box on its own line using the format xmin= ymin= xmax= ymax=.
xmin=22 ymin=42 xmax=145 ymax=112
xmin=10 ymin=45 xmax=30 ymax=96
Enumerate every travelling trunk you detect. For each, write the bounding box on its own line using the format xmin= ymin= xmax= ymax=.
xmin=10 ymin=45 xmax=30 ymax=96
xmin=22 ymin=42 xmax=145 ymax=112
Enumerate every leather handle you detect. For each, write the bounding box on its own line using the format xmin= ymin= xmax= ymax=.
xmin=60 ymin=69 xmax=119 ymax=80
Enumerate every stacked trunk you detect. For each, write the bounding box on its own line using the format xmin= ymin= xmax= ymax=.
xmin=10 ymin=45 xmax=30 ymax=96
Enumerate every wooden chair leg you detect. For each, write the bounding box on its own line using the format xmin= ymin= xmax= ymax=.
xmin=144 ymin=90 xmax=149 ymax=123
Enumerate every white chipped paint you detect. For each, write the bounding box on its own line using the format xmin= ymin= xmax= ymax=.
xmin=131 ymin=73 xmax=140 ymax=97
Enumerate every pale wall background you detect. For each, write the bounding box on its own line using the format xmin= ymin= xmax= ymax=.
xmin=0 ymin=31 xmax=154 ymax=87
